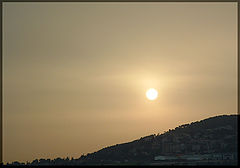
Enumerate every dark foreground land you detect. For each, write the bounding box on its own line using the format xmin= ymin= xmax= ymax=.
xmin=6 ymin=114 xmax=238 ymax=166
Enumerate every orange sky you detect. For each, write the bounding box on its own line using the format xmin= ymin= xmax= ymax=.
xmin=3 ymin=2 xmax=237 ymax=163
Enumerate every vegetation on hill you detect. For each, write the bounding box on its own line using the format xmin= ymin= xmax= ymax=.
xmin=6 ymin=114 xmax=238 ymax=165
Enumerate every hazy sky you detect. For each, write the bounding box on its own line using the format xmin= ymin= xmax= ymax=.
xmin=3 ymin=2 xmax=237 ymax=163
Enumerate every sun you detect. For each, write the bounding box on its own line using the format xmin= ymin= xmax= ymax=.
xmin=146 ymin=88 xmax=158 ymax=100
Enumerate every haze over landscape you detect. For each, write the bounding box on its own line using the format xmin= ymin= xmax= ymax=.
xmin=3 ymin=2 xmax=237 ymax=163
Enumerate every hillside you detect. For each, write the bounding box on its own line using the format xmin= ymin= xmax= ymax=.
xmin=7 ymin=114 xmax=238 ymax=166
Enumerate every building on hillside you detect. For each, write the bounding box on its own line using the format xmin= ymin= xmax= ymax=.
xmin=192 ymin=144 xmax=201 ymax=152
xmin=154 ymin=155 xmax=178 ymax=161
xmin=180 ymin=154 xmax=203 ymax=161
xmin=212 ymin=153 xmax=222 ymax=160
xmin=223 ymin=153 xmax=234 ymax=160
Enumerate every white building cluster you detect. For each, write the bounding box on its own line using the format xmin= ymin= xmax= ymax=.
xmin=154 ymin=153 xmax=236 ymax=161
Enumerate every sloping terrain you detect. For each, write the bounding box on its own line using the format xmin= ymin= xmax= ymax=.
xmin=7 ymin=114 xmax=238 ymax=165
xmin=76 ymin=114 xmax=238 ymax=165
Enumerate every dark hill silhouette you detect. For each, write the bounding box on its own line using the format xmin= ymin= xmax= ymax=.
xmin=6 ymin=114 xmax=238 ymax=166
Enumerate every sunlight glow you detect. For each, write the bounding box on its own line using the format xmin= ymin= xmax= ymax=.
xmin=146 ymin=88 xmax=158 ymax=100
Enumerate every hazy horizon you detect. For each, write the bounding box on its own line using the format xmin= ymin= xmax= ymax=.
xmin=3 ymin=2 xmax=237 ymax=163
